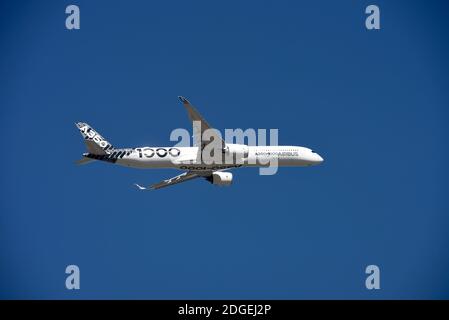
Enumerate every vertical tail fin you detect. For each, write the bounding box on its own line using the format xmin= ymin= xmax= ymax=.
xmin=76 ymin=122 xmax=115 ymax=155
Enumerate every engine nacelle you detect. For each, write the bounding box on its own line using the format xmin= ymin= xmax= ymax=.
xmin=208 ymin=171 xmax=233 ymax=186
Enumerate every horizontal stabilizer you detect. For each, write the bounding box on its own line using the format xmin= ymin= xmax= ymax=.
xmin=75 ymin=157 xmax=95 ymax=165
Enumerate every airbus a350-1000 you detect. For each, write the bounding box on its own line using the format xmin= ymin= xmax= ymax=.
xmin=75 ymin=96 xmax=324 ymax=190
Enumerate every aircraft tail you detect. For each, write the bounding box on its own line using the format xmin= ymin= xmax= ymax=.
xmin=75 ymin=122 xmax=115 ymax=155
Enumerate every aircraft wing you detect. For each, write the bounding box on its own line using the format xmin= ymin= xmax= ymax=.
xmin=134 ymin=171 xmax=210 ymax=190
xmin=178 ymin=96 xmax=226 ymax=152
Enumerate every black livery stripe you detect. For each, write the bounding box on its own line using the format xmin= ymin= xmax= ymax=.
xmin=84 ymin=148 xmax=133 ymax=163
xmin=85 ymin=153 xmax=117 ymax=163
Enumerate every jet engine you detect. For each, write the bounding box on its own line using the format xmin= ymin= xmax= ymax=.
xmin=207 ymin=171 xmax=233 ymax=186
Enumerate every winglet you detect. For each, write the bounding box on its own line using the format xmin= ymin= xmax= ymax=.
xmin=134 ymin=183 xmax=148 ymax=190
xmin=178 ymin=96 xmax=189 ymax=104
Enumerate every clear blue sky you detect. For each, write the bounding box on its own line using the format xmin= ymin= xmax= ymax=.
xmin=1 ymin=0 xmax=448 ymax=299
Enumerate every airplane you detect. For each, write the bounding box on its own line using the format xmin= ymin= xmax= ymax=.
xmin=75 ymin=96 xmax=324 ymax=190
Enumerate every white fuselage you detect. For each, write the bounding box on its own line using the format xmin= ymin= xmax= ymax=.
xmin=109 ymin=144 xmax=324 ymax=170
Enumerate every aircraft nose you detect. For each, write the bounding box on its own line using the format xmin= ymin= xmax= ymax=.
xmin=311 ymin=152 xmax=324 ymax=165
xmin=303 ymin=150 xmax=324 ymax=165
